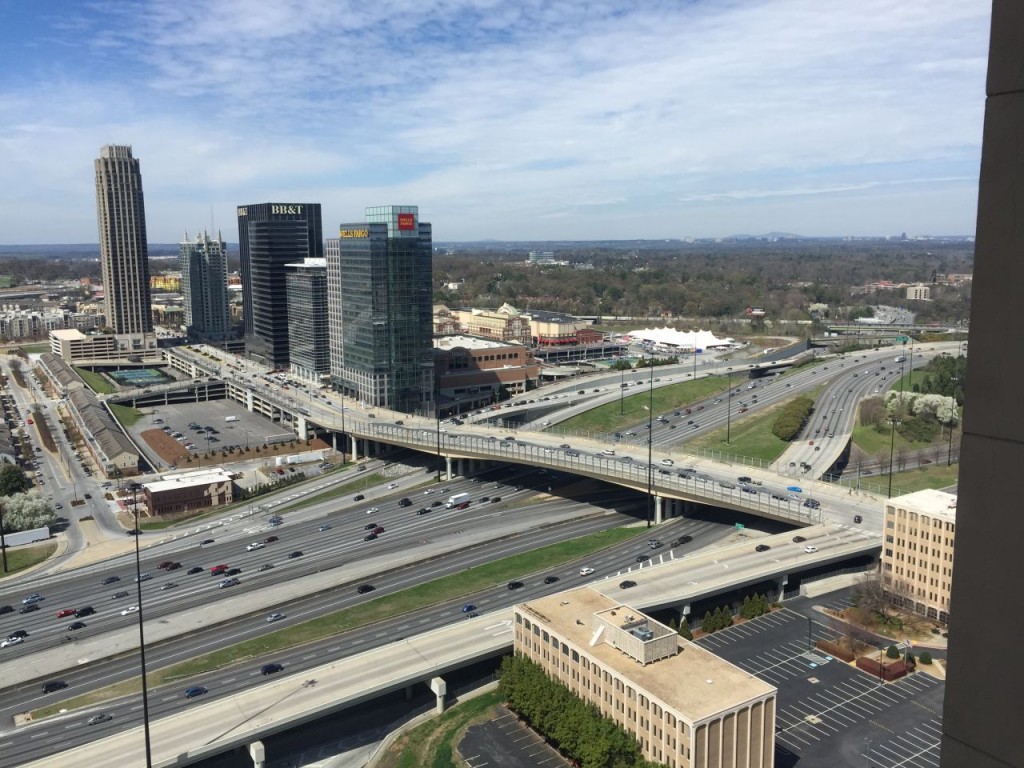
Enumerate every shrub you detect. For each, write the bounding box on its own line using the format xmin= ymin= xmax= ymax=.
xmin=919 ymin=651 xmax=932 ymax=665
xmin=678 ymin=617 xmax=692 ymax=641
xmin=886 ymin=645 xmax=901 ymax=659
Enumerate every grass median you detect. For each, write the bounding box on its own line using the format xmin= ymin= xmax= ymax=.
xmin=1 ymin=543 xmax=57 ymax=576
xmin=31 ymin=525 xmax=645 ymax=720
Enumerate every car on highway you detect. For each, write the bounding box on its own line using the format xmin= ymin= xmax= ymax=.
xmin=543 ymin=575 xmax=560 ymax=584
xmin=317 ymin=524 xmax=332 ymax=532
xmin=264 ymin=535 xmax=279 ymax=543
xmin=102 ymin=576 xmax=121 ymax=585
xmin=660 ymin=459 xmax=674 ymax=466
xmin=224 ymin=567 xmax=242 ymax=576
xmin=210 ymin=564 xmax=229 ymax=575
xmin=187 ymin=566 xmax=204 ymax=575
xmin=1 ymin=636 xmax=24 ymax=648
xmin=22 ymin=593 xmax=44 ymax=605
xmin=165 ymin=562 xmax=181 ymax=571
xmin=804 ymin=546 xmax=819 ymax=553
xmin=0 ymin=606 xmax=11 ymax=615
xmin=246 ymin=542 xmax=265 ymax=551
xmin=507 ymin=580 xmax=524 ymax=590
xmin=75 ymin=606 xmax=95 ymax=617
xmin=56 ymin=608 xmax=76 ymax=618
xmin=266 ymin=613 xmax=286 ymax=623
xmin=579 ymin=567 xmax=595 ymax=576
xmin=200 ymin=538 xmax=215 ymax=546
xmin=184 ymin=686 xmax=208 ymax=699
xmin=366 ymin=507 xmax=379 ymax=514
xmin=635 ymin=554 xmax=649 ymax=563
xmin=261 ymin=663 xmax=284 ymax=676
xmin=792 ymin=535 xmax=807 ymax=543
xmin=258 ymin=563 xmax=276 ymax=572
xmin=111 ymin=591 xmax=130 ymax=600
xmin=854 ymin=514 xmax=863 ymax=524
xmin=121 ymin=606 xmax=139 ymax=616
xmin=218 ymin=578 xmax=240 ymax=589
xmin=42 ymin=680 xmax=68 ymax=694
xmin=288 ymin=550 xmax=303 ymax=559
xmin=363 ymin=532 xmax=378 ymax=541
xmin=387 ymin=482 xmax=399 ymax=489
xmin=356 ymin=584 xmax=375 ymax=594
xmin=461 ymin=603 xmax=477 ymax=613
xmin=161 ymin=582 xmax=179 ymax=591
xmin=157 ymin=561 xmax=175 ymax=569
xmin=67 ymin=621 xmax=87 ymax=631
xmin=755 ymin=544 xmax=771 ymax=552
xmin=135 ymin=573 xmax=152 ymax=583
xmin=416 ymin=507 xmax=430 ymax=515
xmin=87 ymin=713 xmax=113 ymax=725
xmin=126 ymin=529 xmax=141 ymax=536
xmin=619 ymin=580 xmax=637 ymax=589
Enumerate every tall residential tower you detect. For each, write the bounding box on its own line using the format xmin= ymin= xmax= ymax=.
xmin=180 ymin=230 xmax=231 ymax=343
xmin=237 ymin=203 xmax=323 ymax=368
xmin=94 ymin=145 xmax=157 ymax=356
xmin=328 ymin=205 xmax=433 ymax=413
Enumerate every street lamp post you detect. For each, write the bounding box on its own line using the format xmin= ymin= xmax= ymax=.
xmin=0 ymin=502 xmax=8 ymax=573
xmin=620 ymin=364 xmax=625 ymax=416
xmin=646 ymin=358 xmax=655 ymax=529
xmin=130 ymin=483 xmax=154 ymax=767
xmin=726 ymin=369 xmax=734 ymax=445
xmin=436 ymin=405 xmax=443 ymax=482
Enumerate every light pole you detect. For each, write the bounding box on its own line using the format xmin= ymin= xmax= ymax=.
xmin=947 ymin=379 xmax=958 ymax=467
xmin=436 ymin=404 xmax=443 ymax=482
xmin=0 ymin=502 xmax=8 ymax=573
xmin=887 ymin=417 xmax=901 ymax=499
xmin=725 ymin=369 xmax=734 ymax=445
xmin=646 ymin=357 xmax=655 ymax=529
xmin=130 ymin=483 xmax=154 ymax=767
xmin=620 ymin=364 xmax=625 ymax=415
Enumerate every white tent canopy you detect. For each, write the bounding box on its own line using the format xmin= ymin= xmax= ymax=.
xmin=624 ymin=327 xmax=736 ymax=351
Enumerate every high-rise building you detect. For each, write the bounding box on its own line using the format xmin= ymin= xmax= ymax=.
xmin=237 ymin=203 xmax=323 ymax=368
xmin=328 ymin=206 xmax=433 ymax=413
xmin=180 ymin=230 xmax=231 ymax=343
xmin=285 ymin=257 xmax=329 ymax=384
xmin=94 ymin=145 xmax=156 ymax=355
xmin=325 ymin=237 xmax=343 ymax=388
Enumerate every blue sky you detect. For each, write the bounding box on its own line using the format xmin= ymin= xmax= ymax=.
xmin=0 ymin=0 xmax=991 ymax=243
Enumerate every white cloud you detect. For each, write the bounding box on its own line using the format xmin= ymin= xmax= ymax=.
xmin=0 ymin=0 xmax=990 ymax=242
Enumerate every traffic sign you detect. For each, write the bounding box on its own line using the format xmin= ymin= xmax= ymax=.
xmin=896 ymin=335 xmax=909 ymax=343
xmin=735 ymin=523 xmax=745 ymax=530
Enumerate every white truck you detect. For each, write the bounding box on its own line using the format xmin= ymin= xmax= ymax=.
xmin=225 ymin=415 xmax=239 ymax=422
xmin=446 ymin=492 xmax=470 ymax=509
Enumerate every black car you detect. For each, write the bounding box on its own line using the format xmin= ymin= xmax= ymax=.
xmin=619 ymin=580 xmax=637 ymax=589
xmin=288 ymin=550 xmax=303 ymax=559
xmin=75 ymin=606 xmax=95 ymax=618
xmin=364 ymin=521 xmax=378 ymax=530
xmin=363 ymin=533 xmax=378 ymax=541
xmin=792 ymin=535 xmax=807 ymax=543
xmin=543 ymin=575 xmax=560 ymax=584
xmin=9 ymin=629 xmax=29 ymax=639
xmin=0 ymin=605 xmax=13 ymax=615
xmin=490 ymin=496 xmax=502 ymax=503
xmin=353 ymin=494 xmax=365 ymax=502
xmin=854 ymin=515 xmax=863 ymax=524
xmin=755 ymin=544 xmax=771 ymax=552
xmin=479 ymin=496 xmax=490 ymax=503
xmin=19 ymin=604 xmax=39 ymax=614
xmin=507 ymin=580 xmax=524 ymax=590
xmin=398 ymin=498 xmax=412 ymax=507
xmin=430 ymin=500 xmax=443 ymax=507
xmin=225 ymin=568 xmax=242 ymax=576
xmin=416 ymin=507 xmax=430 ymax=515
xmin=356 ymin=584 xmax=375 ymax=594
xmin=669 ymin=535 xmax=693 ymax=548
xmin=200 ymin=538 xmax=215 ymax=545
xmin=261 ymin=663 xmax=284 ymax=676
xmin=67 ymin=621 xmax=87 ymax=631
xmin=42 ymin=680 xmax=67 ymax=694
xmin=126 ymin=529 xmax=141 ymax=536
xmin=101 ymin=576 xmax=120 ymax=585
xmin=111 ymin=590 xmax=129 ymax=600
xmin=187 ymin=566 xmax=204 ymax=575
xmin=635 ymin=554 xmax=649 ymax=563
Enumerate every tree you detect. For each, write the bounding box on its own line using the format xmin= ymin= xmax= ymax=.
xmin=887 ymin=645 xmax=901 ymax=659
xmin=919 ymin=651 xmax=933 ymax=665
xmin=0 ymin=464 xmax=31 ymax=497
xmin=740 ymin=595 xmax=753 ymax=619
xmin=701 ymin=610 xmax=714 ymax=634
xmin=678 ymin=616 xmax=692 ymax=641
xmin=1 ymin=492 xmax=57 ymax=532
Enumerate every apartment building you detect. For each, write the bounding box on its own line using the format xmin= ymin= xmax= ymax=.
xmin=514 ymin=589 xmax=776 ymax=768
xmin=881 ymin=488 xmax=957 ymax=624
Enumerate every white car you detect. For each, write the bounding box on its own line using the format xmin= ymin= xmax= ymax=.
xmin=121 ymin=606 xmax=139 ymax=616
xmin=266 ymin=613 xmax=285 ymax=623
xmin=804 ymin=546 xmax=819 ymax=553
xmin=660 ymin=459 xmax=674 ymax=466
xmin=387 ymin=482 xmax=399 ymax=489
xmin=1 ymin=636 xmax=24 ymax=648
xmin=246 ymin=542 xmax=265 ymax=552
xmin=579 ymin=567 xmax=595 ymax=577
xmin=366 ymin=507 xmax=379 ymax=514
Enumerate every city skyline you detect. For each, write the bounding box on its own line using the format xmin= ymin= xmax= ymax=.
xmin=1 ymin=1 xmax=989 ymax=243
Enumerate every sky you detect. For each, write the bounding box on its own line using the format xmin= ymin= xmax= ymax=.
xmin=0 ymin=0 xmax=991 ymax=243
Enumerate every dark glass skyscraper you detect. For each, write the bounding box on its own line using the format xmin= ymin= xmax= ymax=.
xmin=237 ymin=203 xmax=323 ymax=367
xmin=286 ymin=258 xmax=329 ymax=383
xmin=180 ymin=230 xmax=231 ymax=343
xmin=329 ymin=206 xmax=433 ymax=413
xmin=95 ymin=145 xmax=153 ymax=338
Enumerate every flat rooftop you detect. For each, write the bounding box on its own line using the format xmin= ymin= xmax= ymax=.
xmin=146 ymin=468 xmax=233 ymax=493
xmin=520 ymin=588 xmax=775 ymax=721
xmin=434 ymin=334 xmax=516 ymax=351
xmin=889 ymin=488 xmax=957 ymax=521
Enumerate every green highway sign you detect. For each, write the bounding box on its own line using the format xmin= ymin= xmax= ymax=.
xmin=735 ymin=523 xmax=745 ymax=530
xmin=896 ymin=335 xmax=910 ymax=343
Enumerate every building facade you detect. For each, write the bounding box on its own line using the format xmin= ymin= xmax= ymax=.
xmin=286 ymin=258 xmax=330 ymax=384
xmin=906 ymin=284 xmax=931 ymax=301
xmin=514 ymin=589 xmax=776 ymax=768
xmin=94 ymin=144 xmax=158 ymax=358
xmin=237 ymin=203 xmax=323 ymax=368
xmin=143 ymin=468 xmax=235 ymax=517
xmin=434 ymin=335 xmax=539 ymax=414
xmin=325 ymin=238 xmax=344 ymax=389
xmin=881 ymin=488 xmax=957 ymax=624
xmin=331 ymin=206 xmax=433 ymax=413
xmin=180 ymin=230 xmax=232 ymax=343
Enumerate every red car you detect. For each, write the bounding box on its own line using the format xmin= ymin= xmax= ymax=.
xmin=210 ymin=564 xmax=228 ymax=575
xmin=263 ymin=535 xmax=279 ymax=543
xmin=157 ymin=561 xmax=174 ymax=570
xmin=56 ymin=608 xmax=76 ymax=618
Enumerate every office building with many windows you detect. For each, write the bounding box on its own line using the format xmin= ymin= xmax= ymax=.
xmin=514 ymin=589 xmax=776 ymax=768
xmin=94 ymin=144 xmax=159 ymax=359
xmin=237 ymin=203 xmax=323 ymax=368
xmin=329 ymin=206 xmax=433 ymax=413
xmin=180 ymin=230 xmax=231 ymax=343
xmin=285 ymin=257 xmax=329 ymax=384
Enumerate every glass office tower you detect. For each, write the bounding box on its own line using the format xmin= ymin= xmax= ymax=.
xmin=180 ymin=230 xmax=231 ymax=343
xmin=331 ymin=206 xmax=433 ymax=413
xmin=285 ymin=258 xmax=329 ymax=384
xmin=237 ymin=203 xmax=323 ymax=367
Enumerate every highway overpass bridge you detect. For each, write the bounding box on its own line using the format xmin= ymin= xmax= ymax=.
xmin=21 ymin=523 xmax=877 ymax=768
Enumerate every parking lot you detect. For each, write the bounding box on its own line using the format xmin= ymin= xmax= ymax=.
xmin=695 ymin=605 xmax=945 ymax=768
xmin=460 ymin=705 xmax=569 ymax=768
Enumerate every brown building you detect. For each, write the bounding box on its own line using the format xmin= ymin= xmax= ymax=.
xmin=514 ymin=589 xmax=776 ymax=768
xmin=434 ymin=335 xmax=539 ymax=413
xmin=881 ymin=489 xmax=956 ymax=624
xmin=143 ymin=468 xmax=235 ymax=517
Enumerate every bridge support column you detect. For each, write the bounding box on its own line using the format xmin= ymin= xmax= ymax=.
xmin=296 ymin=416 xmax=308 ymax=441
xmin=248 ymin=740 xmax=266 ymax=768
xmin=776 ymin=576 xmax=788 ymax=602
xmin=654 ymin=495 xmax=663 ymax=525
xmin=406 ymin=684 xmax=414 ymax=701
xmin=430 ymin=676 xmax=447 ymax=714
xmin=445 ymin=456 xmax=452 ymax=480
